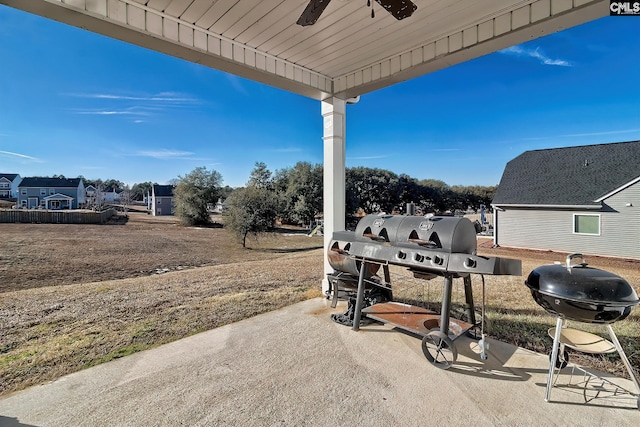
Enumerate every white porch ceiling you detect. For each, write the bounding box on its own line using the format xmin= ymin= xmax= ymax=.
xmin=2 ymin=0 xmax=608 ymax=100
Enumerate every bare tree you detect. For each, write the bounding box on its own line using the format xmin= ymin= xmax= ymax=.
xmin=86 ymin=184 xmax=106 ymax=211
xmin=119 ymin=185 xmax=133 ymax=217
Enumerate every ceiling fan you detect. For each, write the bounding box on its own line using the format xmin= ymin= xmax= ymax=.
xmin=297 ymin=0 xmax=418 ymax=27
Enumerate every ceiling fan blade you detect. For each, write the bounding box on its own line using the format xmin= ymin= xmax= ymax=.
xmin=297 ymin=0 xmax=333 ymax=26
xmin=375 ymin=0 xmax=417 ymax=20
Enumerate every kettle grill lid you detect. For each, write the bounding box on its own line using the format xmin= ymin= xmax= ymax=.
xmin=525 ymin=254 xmax=639 ymax=306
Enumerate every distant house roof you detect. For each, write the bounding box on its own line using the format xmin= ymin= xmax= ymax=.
xmin=19 ymin=177 xmax=83 ymax=188
xmin=492 ymin=140 xmax=640 ymax=207
xmin=153 ymin=184 xmax=174 ymax=197
xmin=0 ymin=173 xmax=19 ymax=181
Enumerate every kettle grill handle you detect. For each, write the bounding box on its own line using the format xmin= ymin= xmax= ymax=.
xmin=566 ymin=253 xmax=586 ymax=269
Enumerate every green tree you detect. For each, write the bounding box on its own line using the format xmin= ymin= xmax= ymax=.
xmin=219 ymin=185 xmax=235 ymax=200
xmin=222 ymin=186 xmax=278 ymax=247
xmin=246 ymin=161 xmax=272 ymax=189
xmin=103 ymin=179 xmax=125 ymax=192
xmin=131 ymin=182 xmax=154 ymax=201
xmin=173 ymin=167 xmax=223 ymax=226
xmin=346 ymin=167 xmax=400 ymax=214
xmin=274 ymin=162 xmax=323 ymax=226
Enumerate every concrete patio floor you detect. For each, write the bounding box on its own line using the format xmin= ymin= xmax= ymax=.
xmin=1 ymin=298 xmax=638 ymax=426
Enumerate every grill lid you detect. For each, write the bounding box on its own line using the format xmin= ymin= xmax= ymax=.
xmin=525 ymin=254 xmax=639 ymax=306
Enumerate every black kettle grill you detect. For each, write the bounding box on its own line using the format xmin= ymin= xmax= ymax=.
xmin=525 ymin=254 xmax=640 ymax=406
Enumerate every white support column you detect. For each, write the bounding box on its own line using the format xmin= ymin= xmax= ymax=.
xmin=321 ymin=97 xmax=347 ymax=295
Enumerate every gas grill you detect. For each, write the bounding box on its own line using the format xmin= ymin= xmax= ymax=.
xmin=327 ymin=214 xmax=522 ymax=368
xmin=525 ymin=254 xmax=640 ymax=406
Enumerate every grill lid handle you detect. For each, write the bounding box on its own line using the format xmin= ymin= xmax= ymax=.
xmin=566 ymin=253 xmax=587 ymax=269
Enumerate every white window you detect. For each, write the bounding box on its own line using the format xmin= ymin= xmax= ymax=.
xmin=40 ymin=189 xmax=46 ymax=195
xmin=573 ymin=214 xmax=600 ymax=235
xmin=21 ymin=189 xmax=27 ymax=195
xmin=50 ymin=189 xmax=55 ymax=195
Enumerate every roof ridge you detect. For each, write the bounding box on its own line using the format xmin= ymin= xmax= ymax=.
xmin=524 ymin=139 xmax=640 ymax=154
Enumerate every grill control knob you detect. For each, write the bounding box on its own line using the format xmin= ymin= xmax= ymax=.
xmin=464 ymin=257 xmax=477 ymax=268
xmin=431 ymin=255 xmax=442 ymax=265
xmin=397 ymin=251 xmax=406 ymax=260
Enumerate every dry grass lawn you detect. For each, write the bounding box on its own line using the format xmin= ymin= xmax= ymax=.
xmin=1 ymin=213 xmax=639 ymax=396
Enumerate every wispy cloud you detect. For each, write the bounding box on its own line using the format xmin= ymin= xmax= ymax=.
xmin=225 ymin=75 xmax=249 ymax=96
xmin=559 ymin=129 xmax=640 ymax=138
xmin=500 ymin=45 xmax=572 ymax=67
xmin=0 ymin=150 xmax=43 ymax=162
xmin=64 ymin=91 xmax=201 ymax=122
xmin=522 ymin=128 xmax=640 ymax=141
xmin=65 ymin=91 xmax=199 ymax=104
xmin=135 ymin=149 xmax=195 ymax=159
xmin=131 ymin=149 xmax=213 ymax=162
xmin=72 ymin=106 xmax=153 ymax=117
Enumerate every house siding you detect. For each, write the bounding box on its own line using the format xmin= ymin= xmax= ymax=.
xmin=600 ymin=181 xmax=640 ymax=258
xmin=0 ymin=174 xmax=22 ymax=199
xmin=0 ymin=177 xmax=11 ymax=199
xmin=154 ymin=197 xmax=173 ymax=216
xmin=495 ymin=183 xmax=640 ymax=259
xmin=18 ymin=186 xmax=82 ymax=209
xmin=150 ymin=185 xmax=174 ymax=216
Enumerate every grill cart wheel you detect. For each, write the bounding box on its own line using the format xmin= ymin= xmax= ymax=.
xmin=422 ymin=330 xmax=457 ymax=369
xmin=549 ymin=348 xmax=569 ymax=369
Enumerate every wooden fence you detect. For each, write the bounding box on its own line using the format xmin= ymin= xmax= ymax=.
xmin=0 ymin=208 xmax=117 ymax=224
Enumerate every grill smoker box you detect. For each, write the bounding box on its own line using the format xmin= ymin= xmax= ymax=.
xmin=525 ymin=254 xmax=640 ymax=323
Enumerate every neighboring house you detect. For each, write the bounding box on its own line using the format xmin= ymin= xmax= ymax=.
xmin=211 ymin=198 xmax=225 ymax=213
xmin=491 ymin=140 xmax=640 ymax=259
xmin=85 ymin=185 xmax=97 ymax=198
xmin=0 ymin=173 xmax=22 ymax=199
xmin=149 ymin=184 xmax=174 ymax=216
xmin=17 ymin=177 xmax=86 ymax=210
xmin=102 ymin=187 xmax=121 ymax=203
xmin=85 ymin=185 xmax=120 ymax=206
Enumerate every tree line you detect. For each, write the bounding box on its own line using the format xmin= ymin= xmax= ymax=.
xmin=62 ymin=164 xmax=496 ymax=246
xmin=74 ymin=165 xmax=495 ymax=220
xmin=168 ymin=162 xmax=496 ymax=245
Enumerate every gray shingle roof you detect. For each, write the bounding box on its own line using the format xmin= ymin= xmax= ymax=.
xmin=19 ymin=177 xmax=83 ymax=188
xmin=492 ymin=140 xmax=640 ymax=206
xmin=153 ymin=184 xmax=174 ymax=197
xmin=0 ymin=173 xmax=19 ymax=181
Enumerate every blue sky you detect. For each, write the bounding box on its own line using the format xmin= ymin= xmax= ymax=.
xmin=0 ymin=6 xmax=638 ymax=189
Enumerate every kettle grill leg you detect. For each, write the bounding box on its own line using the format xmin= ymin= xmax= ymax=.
xmin=546 ymin=317 xmax=565 ymax=402
xmin=606 ymin=324 xmax=640 ymax=396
